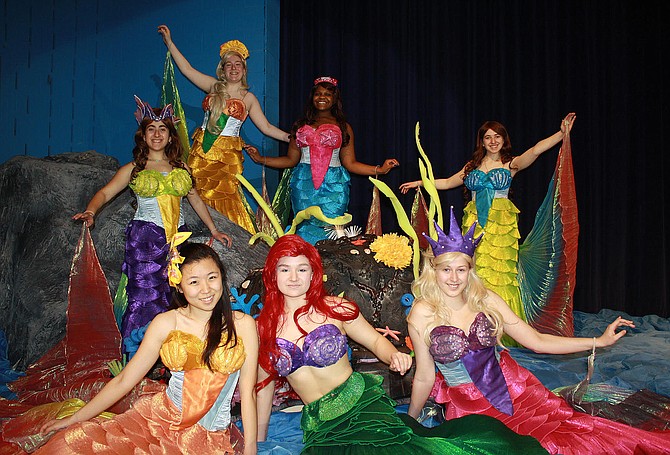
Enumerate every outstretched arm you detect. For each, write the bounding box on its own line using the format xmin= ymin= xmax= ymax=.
xmin=245 ymin=139 xmax=301 ymax=170
xmin=399 ymin=165 xmax=466 ymax=194
xmin=40 ymin=313 xmax=171 ymax=434
xmin=157 ymin=25 xmax=217 ymax=93
xmin=185 ymin=187 xmax=232 ymax=247
xmin=510 ymin=113 xmax=576 ymax=173
xmin=489 ymin=290 xmax=634 ymax=353
xmin=236 ymin=313 xmax=259 ymax=454
xmin=339 ymin=124 xmax=400 ymax=176
xmin=72 ymin=162 xmax=135 ymax=227
xmin=244 ymin=92 xmax=290 ymax=143
xmin=340 ymin=299 xmax=412 ymax=375
xmin=256 ymin=367 xmax=275 ymax=442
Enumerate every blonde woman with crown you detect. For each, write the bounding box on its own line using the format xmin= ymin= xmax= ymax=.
xmin=158 ymin=25 xmax=290 ymax=234
xmin=407 ymin=208 xmax=670 ymax=454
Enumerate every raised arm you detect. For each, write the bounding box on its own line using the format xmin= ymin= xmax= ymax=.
xmin=338 ymin=124 xmax=399 ymax=176
xmin=256 ymin=367 xmax=275 ymax=442
xmin=72 ymin=162 xmax=135 ymax=227
xmin=406 ymin=301 xmax=437 ymax=419
xmin=244 ymin=92 xmax=290 ymax=143
xmin=235 ymin=313 xmax=259 ymax=454
xmin=40 ymin=313 xmax=171 ymax=434
xmin=510 ymin=113 xmax=576 ymax=173
xmin=157 ymin=25 xmax=217 ymax=93
xmin=488 ymin=290 xmax=634 ymax=354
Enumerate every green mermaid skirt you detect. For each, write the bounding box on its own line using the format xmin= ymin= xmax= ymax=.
xmin=300 ymin=372 xmax=547 ymax=454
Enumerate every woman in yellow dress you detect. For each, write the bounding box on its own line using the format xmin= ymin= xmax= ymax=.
xmin=158 ymin=25 xmax=290 ymax=234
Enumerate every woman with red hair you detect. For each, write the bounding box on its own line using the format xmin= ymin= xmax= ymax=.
xmin=255 ymin=235 xmax=546 ymax=454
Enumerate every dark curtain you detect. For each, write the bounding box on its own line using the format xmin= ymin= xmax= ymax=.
xmin=278 ymin=1 xmax=669 ymax=317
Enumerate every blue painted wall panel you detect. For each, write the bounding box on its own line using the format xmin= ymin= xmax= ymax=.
xmin=1 ymin=0 xmax=281 ymax=197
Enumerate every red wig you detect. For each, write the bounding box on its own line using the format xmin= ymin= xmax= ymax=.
xmin=256 ymin=235 xmax=359 ymax=381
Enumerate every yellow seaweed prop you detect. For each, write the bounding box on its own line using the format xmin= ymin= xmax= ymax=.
xmin=415 ymin=122 xmax=443 ymax=233
xmin=285 ymin=207 xmax=352 ymax=236
xmin=236 ymin=173 xmax=285 ymax=246
xmin=369 ymin=177 xmax=421 ymax=279
xmin=236 ymin=173 xmax=353 ymax=247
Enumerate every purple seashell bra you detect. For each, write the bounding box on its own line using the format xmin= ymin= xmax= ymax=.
xmin=275 ymin=324 xmax=348 ymax=377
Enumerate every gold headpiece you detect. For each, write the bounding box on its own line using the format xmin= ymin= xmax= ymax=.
xmin=219 ymin=39 xmax=249 ymax=59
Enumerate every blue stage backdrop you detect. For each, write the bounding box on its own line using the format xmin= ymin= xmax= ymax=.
xmin=0 ymin=0 xmax=283 ymax=193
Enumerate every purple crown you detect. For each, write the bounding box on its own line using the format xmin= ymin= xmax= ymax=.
xmin=133 ymin=95 xmax=179 ymax=125
xmin=423 ymin=207 xmax=483 ymax=257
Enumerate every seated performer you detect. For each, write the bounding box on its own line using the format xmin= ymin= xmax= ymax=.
xmin=73 ymin=96 xmax=231 ymax=356
xmin=407 ymin=208 xmax=670 ymax=454
xmin=255 ymin=234 xmax=547 ymax=454
xmin=38 ymin=243 xmax=258 ymax=454
xmin=246 ymin=77 xmax=399 ymax=244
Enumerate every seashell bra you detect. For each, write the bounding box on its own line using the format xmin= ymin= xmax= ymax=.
xmin=428 ymin=312 xmax=497 ymax=364
xmin=275 ymin=324 xmax=348 ymax=377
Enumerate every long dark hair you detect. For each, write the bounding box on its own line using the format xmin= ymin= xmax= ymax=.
xmin=172 ymin=242 xmax=237 ymax=370
xmin=290 ymin=81 xmax=351 ymax=147
xmin=463 ymin=121 xmax=515 ymax=176
xmin=130 ymin=110 xmax=193 ymax=185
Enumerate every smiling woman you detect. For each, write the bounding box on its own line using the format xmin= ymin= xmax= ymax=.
xmin=407 ymin=210 xmax=670 ymax=454
xmin=35 ymin=243 xmax=259 ymax=454
xmin=246 ymin=77 xmax=399 ymax=244
xmin=157 ymin=25 xmax=290 ymax=234
xmin=254 ymin=234 xmax=547 ymax=454
xmin=71 ymin=96 xmax=231 ymax=356
xmin=400 ymin=114 xmax=576 ymax=344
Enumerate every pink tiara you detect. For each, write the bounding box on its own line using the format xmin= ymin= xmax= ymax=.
xmin=314 ymin=76 xmax=338 ymax=86
xmin=133 ymin=95 xmax=179 ymax=125
xmin=423 ymin=207 xmax=483 ymax=257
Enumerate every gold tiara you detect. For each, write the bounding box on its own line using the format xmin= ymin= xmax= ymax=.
xmin=219 ymin=39 xmax=249 ymax=59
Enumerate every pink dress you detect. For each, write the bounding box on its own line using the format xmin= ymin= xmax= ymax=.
xmin=429 ymin=312 xmax=670 ymax=455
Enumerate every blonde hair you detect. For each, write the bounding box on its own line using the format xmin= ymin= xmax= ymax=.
xmin=206 ymin=51 xmax=250 ymax=135
xmin=411 ymin=251 xmax=505 ymax=346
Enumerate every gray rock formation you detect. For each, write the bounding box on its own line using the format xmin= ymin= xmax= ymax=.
xmin=0 ymin=151 xmax=414 ymax=374
xmin=0 ymin=152 xmax=269 ymax=370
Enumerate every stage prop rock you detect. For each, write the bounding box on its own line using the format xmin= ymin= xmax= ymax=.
xmin=0 ymin=152 xmax=269 ymax=371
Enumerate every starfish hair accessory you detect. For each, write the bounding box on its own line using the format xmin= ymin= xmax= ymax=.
xmin=423 ymin=207 xmax=483 ymax=257
xmin=133 ymin=95 xmax=179 ymax=125
xmin=313 ymin=76 xmax=338 ymax=86
xmin=219 ymin=39 xmax=249 ymax=59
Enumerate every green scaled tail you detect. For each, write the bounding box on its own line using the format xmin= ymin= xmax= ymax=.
xmin=271 ymin=168 xmax=294 ymax=229
xmin=113 ymin=272 xmax=129 ymax=330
